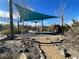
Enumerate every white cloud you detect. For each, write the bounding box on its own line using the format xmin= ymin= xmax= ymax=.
xmin=25 ymin=22 xmax=41 ymax=26
xmin=66 ymin=21 xmax=72 ymax=25
xmin=66 ymin=19 xmax=79 ymax=25
xmin=13 ymin=0 xmax=35 ymax=11
xmin=26 ymin=6 xmax=35 ymax=11
xmin=0 ymin=10 xmax=19 ymax=19
xmin=17 ymin=4 xmax=35 ymax=11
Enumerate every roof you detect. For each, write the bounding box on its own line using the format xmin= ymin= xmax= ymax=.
xmin=14 ymin=3 xmax=58 ymax=22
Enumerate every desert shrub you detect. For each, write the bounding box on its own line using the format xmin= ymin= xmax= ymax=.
xmin=63 ymin=24 xmax=70 ymax=32
xmin=1 ymin=30 xmax=10 ymax=34
xmin=14 ymin=29 xmax=21 ymax=34
xmin=48 ymin=24 xmax=63 ymax=33
xmin=1 ymin=29 xmax=21 ymax=34
xmin=64 ymin=19 xmax=79 ymax=57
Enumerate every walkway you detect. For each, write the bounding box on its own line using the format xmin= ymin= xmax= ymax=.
xmin=32 ymin=35 xmax=65 ymax=59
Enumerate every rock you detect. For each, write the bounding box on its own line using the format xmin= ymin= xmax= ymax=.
xmin=59 ymin=48 xmax=65 ymax=56
xmin=0 ymin=46 xmax=12 ymax=54
xmin=72 ymin=57 xmax=78 ymax=59
xmin=0 ymin=38 xmax=40 ymax=59
xmin=64 ymin=26 xmax=79 ymax=57
xmin=19 ymin=53 xmax=27 ymax=59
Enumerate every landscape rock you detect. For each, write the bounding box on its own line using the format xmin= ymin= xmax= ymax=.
xmin=64 ymin=27 xmax=79 ymax=58
xmin=0 ymin=38 xmax=40 ymax=59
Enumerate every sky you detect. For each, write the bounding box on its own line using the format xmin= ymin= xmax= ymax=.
xmin=0 ymin=0 xmax=79 ymax=26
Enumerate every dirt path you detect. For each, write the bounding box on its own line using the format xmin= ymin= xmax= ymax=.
xmin=32 ymin=35 xmax=65 ymax=59
xmin=40 ymin=44 xmax=65 ymax=59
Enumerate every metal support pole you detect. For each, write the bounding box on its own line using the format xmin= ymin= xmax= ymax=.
xmin=18 ymin=21 xmax=19 ymax=33
xmin=41 ymin=19 xmax=43 ymax=32
xmin=27 ymin=20 xmax=28 ymax=26
xmin=27 ymin=20 xmax=28 ymax=31
xmin=35 ymin=21 xmax=37 ymax=31
xmin=61 ymin=16 xmax=64 ymax=27
xmin=61 ymin=16 xmax=64 ymax=34
xmin=9 ymin=0 xmax=14 ymax=40
xmin=22 ymin=19 xmax=24 ymax=42
xmin=35 ymin=22 xmax=37 ymax=27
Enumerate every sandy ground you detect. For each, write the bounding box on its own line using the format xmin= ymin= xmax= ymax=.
xmin=16 ymin=34 xmax=65 ymax=59
xmin=0 ymin=34 xmax=65 ymax=59
xmin=19 ymin=53 xmax=27 ymax=59
xmin=40 ymin=44 xmax=65 ymax=59
xmin=32 ymin=35 xmax=64 ymax=43
xmin=32 ymin=35 xmax=65 ymax=59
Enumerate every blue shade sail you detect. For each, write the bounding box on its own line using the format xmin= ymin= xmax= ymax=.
xmin=14 ymin=3 xmax=58 ymax=22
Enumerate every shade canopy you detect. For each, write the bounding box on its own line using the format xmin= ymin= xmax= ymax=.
xmin=14 ymin=3 xmax=58 ymax=22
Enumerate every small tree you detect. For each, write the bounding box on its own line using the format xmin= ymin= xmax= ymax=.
xmin=71 ymin=19 xmax=79 ymax=33
xmin=72 ymin=19 xmax=79 ymax=27
xmin=48 ymin=24 xmax=62 ymax=32
xmin=63 ymin=24 xmax=70 ymax=32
